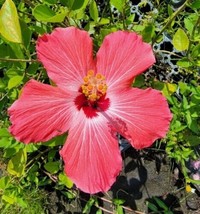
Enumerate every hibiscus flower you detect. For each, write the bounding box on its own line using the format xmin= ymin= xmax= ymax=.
xmin=8 ymin=27 xmax=172 ymax=194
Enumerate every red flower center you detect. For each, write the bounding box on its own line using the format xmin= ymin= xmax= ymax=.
xmin=75 ymin=70 xmax=110 ymax=118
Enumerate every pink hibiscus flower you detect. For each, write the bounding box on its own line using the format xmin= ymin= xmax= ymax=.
xmin=8 ymin=27 xmax=172 ymax=194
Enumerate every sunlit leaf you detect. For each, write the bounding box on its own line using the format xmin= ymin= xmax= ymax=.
xmin=0 ymin=0 xmax=22 ymax=43
xmin=172 ymin=28 xmax=189 ymax=51
xmin=7 ymin=75 xmax=23 ymax=89
xmin=33 ymin=4 xmax=66 ymax=23
xmin=110 ymin=0 xmax=125 ymax=12
xmin=2 ymin=194 xmax=16 ymax=204
xmin=44 ymin=161 xmax=60 ymax=174
xmin=58 ymin=172 xmax=73 ymax=188
xmin=71 ymin=0 xmax=89 ymax=10
xmin=7 ymin=148 xmax=27 ymax=177
xmin=0 ymin=176 xmax=10 ymax=189
xmin=89 ymin=0 xmax=98 ymax=22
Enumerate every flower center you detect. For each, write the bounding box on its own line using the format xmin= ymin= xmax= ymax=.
xmin=81 ymin=70 xmax=108 ymax=102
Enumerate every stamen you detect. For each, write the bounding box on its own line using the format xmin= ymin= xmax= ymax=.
xmin=81 ymin=70 xmax=108 ymax=101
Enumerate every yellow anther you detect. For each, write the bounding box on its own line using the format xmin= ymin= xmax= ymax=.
xmin=98 ymin=84 xmax=103 ymax=91
xmin=89 ymin=94 xmax=97 ymax=100
xmin=96 ymin=73 xmax=102 ymax=79
xmin=83 ymin=77 xmax=89 ymax=83
xmin=87 ymin=70 xmax=94 ymax=76
xmin=87 ymin=84 xmax=93 ymax=90
xmin=81 ymin=70 xmax=108 ymax=101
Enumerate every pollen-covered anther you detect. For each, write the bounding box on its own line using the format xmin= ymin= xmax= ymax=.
xmin=81 ymin=70 xmax=108 ymax=101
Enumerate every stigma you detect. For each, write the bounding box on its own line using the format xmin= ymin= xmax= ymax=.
xmin=81 ymin=70 xmax=108 ymax=102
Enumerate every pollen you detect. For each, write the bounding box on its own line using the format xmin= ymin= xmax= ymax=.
xmin=81 ymin=70 xmax=108 ymax=101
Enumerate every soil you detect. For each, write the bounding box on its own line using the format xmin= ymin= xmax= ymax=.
xmin=45 ymin=147 xmax=200 ymax=214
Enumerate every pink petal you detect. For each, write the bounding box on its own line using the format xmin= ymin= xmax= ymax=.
xmin=96 ymin=31 xmax=155 ymax=91
xmin=8 ymin=80 xmax=77 ymax=143
xmin=60 ymin=111 xmax=122 ymax=194
xmin=36 ymin=27 xmax=95 ymax=92
xmin=105 ymin=88 xmax=172 ymax=149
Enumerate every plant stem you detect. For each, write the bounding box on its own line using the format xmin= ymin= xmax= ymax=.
xmin=0 ymin=58 xmax=37 ymax=62
xmin=152 ymin=0 xmax=191 ymax=45
xmin=186 ymin=14 xmax=200 ymax=57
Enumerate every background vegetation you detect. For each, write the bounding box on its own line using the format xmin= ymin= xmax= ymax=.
xmin=0 ymin=0 xmax=200 ymax=213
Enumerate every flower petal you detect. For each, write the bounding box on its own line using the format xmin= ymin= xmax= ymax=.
xmin=60 ymin=111 xmax=122 ymax=194
xmin=8 ymin=80 xmax=76 ymax=143
xmin=36 ymin=27 xmax=95 ymax=92
xmin=96 ymin=31 xmax=155 ymax=90
xmin=106 ymin=88 xmax=172 ymax=149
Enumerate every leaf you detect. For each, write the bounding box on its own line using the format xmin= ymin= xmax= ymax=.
xmin=44 ymin=161 xmax=60 ymax=174
xmin=147 ymin=201 xmax=158 ymax=212
xmin=83 ymin=198 xmax=95 ymax=213
xmin=0 ymin=176 xmax=10 ymax=189
xmin=190 ymin=0 xmax=200 ymax=9
xmin=43 ymin=0 xmax=57 ymax=4
xmin=44 ymin=133 xmax=67 ymax=147
xmin=71 ymin=0 xmax=89 ymax=11
xmin=7 ymin=148 xmax=27 ymax=177
xmin=89 ymin=0 xmax=98 ymax=22
xmin=20 ymin=20 xmax=32 ymax=49
xmin=33 ymin=4 xmax=66 ymax=23
xmin=7 ymin=75 xmax=23 ymax=89
xmin=142 ymin=23 xmax=155 ymax=43
xmin=172 ymin=28 xmax=189 ymax=51
xmin=2 ymin=194 xmax=16 ymax=204
xmin=8 ymin=42 xmax=26 ymax=69
xmin=0 ymin=0 xmax=22 ymax=43
xmin=58 ymin=172 xmax=73 ymax=188
xmin=0 ymin=128 xmax=11 ymax=137
xmin=116 ymin=205 xmax=124 ymax=214
xmin=177 ymin=58 xmax=192 ymax=68
xmin=154 ymin=197 xmax=168 ymax=210
xmin=110 ymin=0 xmax=125 ymax=12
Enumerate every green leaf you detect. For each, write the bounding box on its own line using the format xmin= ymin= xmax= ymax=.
xmin=147 ymin=201 xmax=158 ymax=212
xmin=20 ymin=20 xmax=32 ymax=49
xmin=0 ymin=0 xmax=22 ymax=43
xmin=190 ymin=0 xmax=200 ymax=9
xmin=8 ymin=42 xmax=26 ymax=69
xmin=132 ymin=75 xmax=145 ymax=88
xmin=71 ymin=0 xmax=89 ymax=10
xmin=142 ymin=23 xmax=155 ymax=43
xmin=83 ymin=198 xmax=95 ymax=213
xmin=89 ymin=0 xmax=98 ymax=22
xmin=177 ymin=58 xmax=192 ymax=68
xmin=172 ymin=28 xmax=189 ymax=51
xmin=2 ymin=194 xmax=16 ymax=204
xmin=44 ymin=133 xmax=67 ymax=147
xmin=33 ymin=4 xmax=66 ymax=23
xmin=0 ymin=176 xmax=10 ymax=189
xmin=116 ymin=205 xmax=124 ymax=214
xmin=44 ymin=161 xmax=60 ymax=174
xmin=154 ymin=197 xmax=168 ymax=210
xmin=0 ymin=137 xmax=12 ymax=148
xmin=7 ymin=148 xmax=27 ymax=177
xmin=7 ymin=75 xmax=23 ymax=89
xmin=43 ymin=0 xmax=57 ymax=4
xmin=110 ymin=0 xmax=125 ymax=12
xmin=0 ymin=128 xmax=11 ymax=137
xmin=58 ymin=172 xmax=73 ymax=188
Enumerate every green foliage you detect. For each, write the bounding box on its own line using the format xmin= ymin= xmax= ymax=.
xmin=172 ymin=28 xmax=189 ymax=51
xmin=0 ymin=0 xmax=200 ymax=213
xmin=147 ymin=197 xmax=173 ymax=214
xmin=0 ymin=0 xmax=22 ymax=43
xmin=165 ymin=82 xmax=200 ymax=184
xmin=32 ymin=4 xmax=67 ymax=23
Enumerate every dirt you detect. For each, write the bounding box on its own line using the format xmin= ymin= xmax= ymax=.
xmin=45 ymin=147 xmax=200 ymax=214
